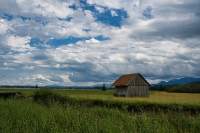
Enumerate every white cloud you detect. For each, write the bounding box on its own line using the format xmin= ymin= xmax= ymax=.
xmin=111 ymin=10 xmax=118 ymax=16
xmin=0 ymin=0 xmax=199 ymax=85
xmin=85 ymin=38 xmax=100 ymax=43
xmin=95 ymin=6 xmax=105 ymax=13
xmin=44 ymin=36 xmax=199 ymax=82
xmin=0 ymin=19 xmax=9 ymax=34
xmin=87 ymin=0 xmax=140 ymax=9
xmin=6 ymin=35 xmax=32 ymax=51
xmin=16 ymin=0 xmax=73 ymax=18
xmin=20 ymin=73 xmax=73 ymax=86
xmin=59 ymin=74 xmax=72 ymax=84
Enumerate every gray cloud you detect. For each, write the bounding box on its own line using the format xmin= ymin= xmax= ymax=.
xmin=131 ymin=0 xmax=200 ymax=40
xmin=0 ymin=0 xmax=199 ymax=85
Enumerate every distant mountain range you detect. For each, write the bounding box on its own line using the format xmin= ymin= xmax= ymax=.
xmin=158 ymin=77 xmax=200 ymax=85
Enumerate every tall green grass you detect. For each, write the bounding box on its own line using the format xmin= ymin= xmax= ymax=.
xmin=0 ymin=99 xmax=200 ymax=133
xmin=31 ymin=90 xmax=200 ymax=114
xmin=0 ymin=89 xmax=200 ymax=133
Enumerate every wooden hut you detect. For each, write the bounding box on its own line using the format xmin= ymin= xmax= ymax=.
xmin=113 ymin=73 xmax=150 ymax=97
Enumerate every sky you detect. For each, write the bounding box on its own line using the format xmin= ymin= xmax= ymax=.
xmin=0 ymin=0 xmax=200 ymax=86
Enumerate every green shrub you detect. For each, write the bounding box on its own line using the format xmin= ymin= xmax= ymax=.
xmin=33 ymin=89 xmax=70 ymax=106
xmin=167 ymin=83 xmax=200 ymax=93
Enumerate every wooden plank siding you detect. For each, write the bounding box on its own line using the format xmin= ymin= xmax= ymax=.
xmin=114 ymin=88 xmax=127 ymax=96
xmin=127 ymin=86 xmax=149 ymax=96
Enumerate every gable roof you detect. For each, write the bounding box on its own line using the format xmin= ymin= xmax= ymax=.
xmin=113 ymin=73 xmax=150 ymax=86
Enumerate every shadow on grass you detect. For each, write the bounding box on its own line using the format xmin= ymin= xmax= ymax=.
xmin=32 ymin=89 xmax=200 ymax=115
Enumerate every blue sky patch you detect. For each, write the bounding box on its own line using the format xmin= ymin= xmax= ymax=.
xmin=48 ymin=36 xmax=90 ymax=47
xmin=143 ymin=6 xmax=153 ymax=19
xmin=0 ymin=11 xmax=48 ymax=25
xmin=94 ymin=35 xmax=110 ymax=41
xmin=72 ymin=0 xmax=128 ymax=27
xmin=82 ymin=28 xmax=91 ymax=32
xmin=48 ymin=35 xmax=110 ymax=47
xmin=0 ymin=12 xmax=13 ymax=21
xmin=34 ymin=16 xmax=47 ymax=25
xmin=20 ymin=16 xmax=32 ymax=21
xmin=58 ymin=17 xmax=72 ymax=21
xmin=95 ymin=9 xmax=128 ymax=27
xmin=30 ymin=38 xmax=45 ymax=49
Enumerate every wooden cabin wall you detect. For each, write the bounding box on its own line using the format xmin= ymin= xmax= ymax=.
xmin=127 ymin=76 xmax=149 ymax=97
xmin=114 ymin=87 xmax=127 ymax=96
xmin=127 ymin=86 xmax=149 ymax=96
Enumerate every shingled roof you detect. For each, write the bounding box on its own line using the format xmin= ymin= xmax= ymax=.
xmin=113 ymin=73 xmax=150 ymax=86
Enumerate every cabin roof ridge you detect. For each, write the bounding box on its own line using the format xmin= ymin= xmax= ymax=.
xmin=113 ymin=73 xmax=150 ymax=86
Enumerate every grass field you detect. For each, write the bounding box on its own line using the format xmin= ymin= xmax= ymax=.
xmin=56 ymin=89 xmax=200 ymax=105
xmin=1 ymin=89 xmax=200 ymax=105
xmin=0 ymin=99 xmax=200 ymax=133
xmin=1 ymin=88 xmax=200 ymax=133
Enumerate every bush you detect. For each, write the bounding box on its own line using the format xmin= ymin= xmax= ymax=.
xmin=167 ymin=83 xmax=200 ymax=93
xmin=0 ymin=92 xmax=24 ymax=99
xmin=33 ymin=89 xmax=69 ymax=106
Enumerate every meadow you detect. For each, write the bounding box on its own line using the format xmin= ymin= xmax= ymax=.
xmin=0 ymin=88 xmax=200 ymax=133
xmin=57 ymin=89 xmax=200 ymax=105
xmin=1 ymin=88 xmax=200 ymax=105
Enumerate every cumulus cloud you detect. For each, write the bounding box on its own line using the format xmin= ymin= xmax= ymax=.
xmin=0 ymin=0 xmax=199 ymax=85
xmin=87 ymin=0 xmax=140 ymax=9
xmin=0 ymin=19 xmax=9 ymax=34
xmin=6 ymin=35 xmax=31 ymax=51
xmin=16 ymin=0 xmax=74 ymax=18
